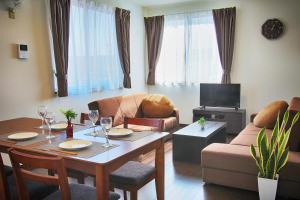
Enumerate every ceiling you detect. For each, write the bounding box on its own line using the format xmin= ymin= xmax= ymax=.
xmin=130 ymin=0 xmax=201 ymax=7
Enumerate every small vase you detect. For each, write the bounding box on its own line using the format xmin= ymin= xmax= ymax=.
xmin=257 ymin=175 xmax=279 ymax=200
xmin=201 ymin=124 xmax=205 ymax=130
xmin=66 ymin=121 xmax=73 ymax=138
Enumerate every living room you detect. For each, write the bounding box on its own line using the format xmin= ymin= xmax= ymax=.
xmin=0 ymin=0 xmax=299 ymax=200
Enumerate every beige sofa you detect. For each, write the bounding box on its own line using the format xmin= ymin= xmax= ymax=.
xmin=201 ymin=97 xmax=300 ymax=199
xmin=88 ymin=93 xmax=179 ymax=133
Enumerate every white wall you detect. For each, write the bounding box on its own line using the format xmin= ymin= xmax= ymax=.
xmin=0 ymin=0 xmax=146 ymax=122
xmin=144 ymin=0 xmax=300 ymax=124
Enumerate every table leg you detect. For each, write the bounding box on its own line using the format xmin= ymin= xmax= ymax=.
xmin=96 ymin=165 xmax=109 ymax=200
xmin=155 ymin=139 xmax=165 ymax=200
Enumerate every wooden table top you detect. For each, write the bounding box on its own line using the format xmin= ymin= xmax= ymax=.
xmin=0 ymin=117 xmax=169 ymax=165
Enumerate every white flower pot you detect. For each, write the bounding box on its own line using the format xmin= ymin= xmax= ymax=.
xmin=257 ymin=175 xmax=279 ymax=200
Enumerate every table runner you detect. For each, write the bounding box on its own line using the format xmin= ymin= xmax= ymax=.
xmin=35 ymin=139 xmax=118 ymax=159
xmin=36 ymin=123 xmax=89 ymax=132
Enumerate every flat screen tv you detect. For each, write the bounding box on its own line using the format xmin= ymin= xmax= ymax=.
xmin=200 ymin=83 xmax=240 ymax=109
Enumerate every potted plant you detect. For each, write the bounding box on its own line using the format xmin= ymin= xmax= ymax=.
xmin=60 ymin=109 xmax=78 ymax=138
xmin=250 ymin=111 xmax=299 ymax=200
xmin=197 ymin=117 xmax=206 ymax=130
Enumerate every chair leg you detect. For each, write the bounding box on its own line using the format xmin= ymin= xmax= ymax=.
xmin=130 ymin=190 xmax=137 ymax=200
xmin=123 ymin=190 xmax=128 ymax=200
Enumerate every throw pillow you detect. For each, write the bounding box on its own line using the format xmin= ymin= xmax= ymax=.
xmin=286 ymin=110 xmax=300 ymax=151
xmin=142 ymin=94 xmax=174 ymax=118
xmin=253 ymin=100 xmax=288 ymax=129
xmin=288 ymin=97 xmax=300 ymax=111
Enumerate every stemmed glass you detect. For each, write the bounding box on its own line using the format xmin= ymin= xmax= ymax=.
xmin=88 ymin=110 xmax=99 ymax=136
xmin=45 ymin=112 xmax=56 ymax=140
xmin=100 ymin=117 xmax=113 ymax=148
xmin=37 ymin=105 xmax=47 ymax=131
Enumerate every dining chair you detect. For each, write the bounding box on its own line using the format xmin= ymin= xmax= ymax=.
xmin=8 ymin=148 xmax=120 ymax=200
xmin=109 ymin=117 xmax=163 ymax=200
xmin=0 ymin=152 xmax=58 ymax=200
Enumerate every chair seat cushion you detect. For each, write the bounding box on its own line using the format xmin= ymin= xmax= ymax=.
xmin=4 ymin=165 xmax=13 ymax=176
xmin=110 ymin=161 xmax=155 ymax=186
xmin=7 ymin=175 xmax=58 ymax=200
xmin=43 ymin=183 xmax=120 ymax=200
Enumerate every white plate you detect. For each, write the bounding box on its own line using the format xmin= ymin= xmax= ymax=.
xmin=58 ymin=140 xmax=92 ymax=150
xmin=51 ymin=123 xmax=68 ymax=130
xmin=108 ymin=128 xmax=133 ymax=137
xmin=8 ymin=132 xmax=39 ymax=141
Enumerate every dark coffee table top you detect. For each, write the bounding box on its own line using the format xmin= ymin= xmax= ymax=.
xmin=173 ymin=121 xmax=226 ymax=138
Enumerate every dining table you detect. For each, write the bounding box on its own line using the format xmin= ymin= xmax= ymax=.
xmin=0 ymin=117 xmax=169 ymax=200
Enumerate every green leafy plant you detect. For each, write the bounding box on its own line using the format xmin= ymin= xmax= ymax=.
xmin=60 ymin=109 xmax=78 ymax=122
xmin=197 ymin=117 xmax=206 ymax=126
xmin=250 ymin=111 xmax=299 ymax=179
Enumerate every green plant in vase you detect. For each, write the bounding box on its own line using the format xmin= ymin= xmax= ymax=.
xmin=60 ymin=109 xmax=78 ymax=138
xmin=250 ymin=111 xmax=299 ymax=200
xmin=197 ymin=117 xmax=206 ymax=130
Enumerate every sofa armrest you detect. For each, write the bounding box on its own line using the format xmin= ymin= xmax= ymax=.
xmin=171 ymin=108 xmax=180 ymax=124
xmin=250 ymin=113 xmax=258 ymax=123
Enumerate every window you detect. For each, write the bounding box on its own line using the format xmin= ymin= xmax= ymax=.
xmin=46 ymin=0 xmax=123 ymax=95
xmin=67 ymin=1 xmax=123 ymax=95
xmin=156 ymin=11 xmax=222 ymax=85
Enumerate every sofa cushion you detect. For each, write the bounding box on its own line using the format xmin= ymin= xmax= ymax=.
xmin=142 ymin=94 xmax=174 ymax=118
xmin=289 ymin=97 xmax=300 ymax=111
xmin=239 ymin=123 xmax=273 ymax=136
xmin=253 ymin=100 xmax=288 ymax=129
xmin=89 ymin=93 xmax=146 ymax=126
xmin=230 ymin=132 xmax=272 ymax=147
xmin=286 ymin=110 xmax=300 ymax=151
xmin=201 ymin=143 xmax=258 ymax=175
xmin=202 ymin=143 xmax=300 ymax=183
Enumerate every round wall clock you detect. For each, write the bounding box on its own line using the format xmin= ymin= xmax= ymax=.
xmin=261 ymin=18 xmax=284 ymax=40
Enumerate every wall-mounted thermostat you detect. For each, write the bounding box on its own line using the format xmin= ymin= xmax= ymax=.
xmin=17 ymin=44 xmax=29 ymax=59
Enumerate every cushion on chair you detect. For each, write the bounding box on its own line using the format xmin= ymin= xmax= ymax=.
xmin=253 ymin=100 xmax=288 ymax=129
xmin=7 ymin=175 xmax=58 ymax=200
xmin=43 ymin=183 xmax=120 ymax=200
xmin=115 ymin=124 xmax=159 ymax=132
xmin=4 ymin=165 xmax=13 ymax=176
xmin=142 ymin=94 xmax=174 ymax=118
xmin=110 ymin=161 xmax=155 ymax=186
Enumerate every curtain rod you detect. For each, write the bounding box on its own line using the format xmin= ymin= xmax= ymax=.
xmin=165 ymin=9 xmax=212 ymax=16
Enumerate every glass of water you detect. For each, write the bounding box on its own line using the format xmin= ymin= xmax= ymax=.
xmin=100 ymin=117 xmax=113 ymax=147
xmin=88 ymin=110 xmax=99 ymax=136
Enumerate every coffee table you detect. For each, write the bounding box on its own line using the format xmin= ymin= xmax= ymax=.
xmin=173 ymin=121 xmax=226 ymax=163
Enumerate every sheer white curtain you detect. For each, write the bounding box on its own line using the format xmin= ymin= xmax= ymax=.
xmin=156 ymin=11 xmax=222 ymax=85
xmin=68 ymin=0 xmax=123 ymax=95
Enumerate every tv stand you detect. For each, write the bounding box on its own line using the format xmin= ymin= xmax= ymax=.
xmin=193 ymin=107 xmax=246 ymax=135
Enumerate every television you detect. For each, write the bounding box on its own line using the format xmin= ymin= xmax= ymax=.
xmin=200 ymin=83 xmax=240 ymax=109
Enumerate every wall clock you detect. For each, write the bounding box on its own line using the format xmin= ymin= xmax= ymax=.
xmin=261 ymin=18 xmax=284 ymax=40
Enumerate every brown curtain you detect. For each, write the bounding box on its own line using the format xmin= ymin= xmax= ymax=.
xmin=213 ymin=7 xmax=236 ymax=84
xmin=115 ymin=7 xmax=131 ymax=88
xmin=50 ymin=0 xmax=70 ymax=97
xmin=144 ymin=16 xmax=164 ymax=85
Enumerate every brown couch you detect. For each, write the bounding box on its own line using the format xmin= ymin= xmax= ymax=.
xmin=201 ymin=97 xmax=300 ymax=199
xmin=88 ymin=93 xmax=179 ymax=133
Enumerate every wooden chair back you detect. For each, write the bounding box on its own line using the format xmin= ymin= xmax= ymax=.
xmin=124 ymin=117 xmax=164 ymax=132
xmin=80 ymin=113 xmax=89 ymax=124
xmin=0 ymin=155 xmax=9 ymax=200
xmin=8 ymin=149 xmax=70 ymax=200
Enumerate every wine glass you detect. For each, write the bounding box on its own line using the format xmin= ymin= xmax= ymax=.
xmin=45 ymin=112 xmax=56 ymax=140
xmin=37 ymin=105 xmax=47 ymax=130
xmin=88 ymin=110 xmax=99 ymax=136
xmin=100 ymin=117 xmax=113 ymax=147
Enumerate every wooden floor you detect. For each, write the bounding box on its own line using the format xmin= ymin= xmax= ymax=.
xmin=112 ymin=141 xmax=260 ymax=200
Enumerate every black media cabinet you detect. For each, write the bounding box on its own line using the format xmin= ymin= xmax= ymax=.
xmin=193 ymin=107 xmax=246 ymax=135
